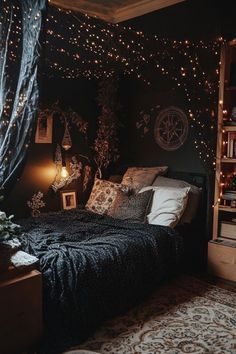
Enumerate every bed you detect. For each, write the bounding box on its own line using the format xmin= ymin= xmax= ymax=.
xmin=19 ymin=170 xmax=208 ymax=353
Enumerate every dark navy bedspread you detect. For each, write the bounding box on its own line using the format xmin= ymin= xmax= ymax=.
xmin=20 ymin=209 xmax=183 ymax=353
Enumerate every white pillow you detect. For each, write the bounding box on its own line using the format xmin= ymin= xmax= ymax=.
xmin=152 ymin=176 xmax=201 ymax=224
xmin=140 ymin=186 xmax=190 ymax=228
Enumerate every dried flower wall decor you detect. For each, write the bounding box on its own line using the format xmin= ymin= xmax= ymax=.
xmin=136 ymin=105 xmax=161 ymax=138
xmin=83 ymin=165 xmax=92 ymax=192
xmin=94 ymin=76 xmax=120 ymax=177
xmin=38 ymin=102 xmax=88 ymax=140
xmin=27 ymin=191 xmax=46 ymax=217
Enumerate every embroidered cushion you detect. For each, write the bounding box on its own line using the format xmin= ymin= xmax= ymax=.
xmin=108 ymin=189 xmax=153 ymax=223
xmin=122 ymin=166 xmax=168 ymax=189
xmin=86 ymin=178 xmax=129 ymax=215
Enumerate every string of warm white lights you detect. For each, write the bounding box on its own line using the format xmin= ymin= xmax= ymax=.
xmin=0 ymin=2 xmax=222 ymax=173
xmin=42 ymin=5 xmax=221 ymax=171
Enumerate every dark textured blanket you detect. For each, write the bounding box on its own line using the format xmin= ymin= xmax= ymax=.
xmin=20 ymin=209 xmax=183 ymax=353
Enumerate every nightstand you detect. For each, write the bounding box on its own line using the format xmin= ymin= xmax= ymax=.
xmin=0 ymin=269 xmax=43 ymax=354
xmin=208 ymin=240 xmax=236 ymax=282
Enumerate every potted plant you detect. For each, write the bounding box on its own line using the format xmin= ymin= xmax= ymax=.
xmin=0 ymin=211 xmax=21 ymax=272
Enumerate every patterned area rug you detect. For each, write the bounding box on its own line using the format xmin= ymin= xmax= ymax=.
xmin=74 ymin=275 xmax=236 ymax=354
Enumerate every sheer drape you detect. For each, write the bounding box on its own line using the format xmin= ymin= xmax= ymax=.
xmin=0 ymin=0 xmax=46 ymax=189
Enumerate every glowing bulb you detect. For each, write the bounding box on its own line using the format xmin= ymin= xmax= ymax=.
xmin=61 ymin=166 xmax=69 ymax=178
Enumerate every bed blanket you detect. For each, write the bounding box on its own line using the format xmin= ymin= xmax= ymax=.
xmin=20 ymin=209 xmax=183 ymax=352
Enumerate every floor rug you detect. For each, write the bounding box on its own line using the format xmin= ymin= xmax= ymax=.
xmin=74 ymin=275 xmax=236 ymax=354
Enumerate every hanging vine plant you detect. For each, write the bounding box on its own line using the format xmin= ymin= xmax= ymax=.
xmin=94 ymin=76 xmax=121 ymax=177
xmin=38 ymin=102 xmax=88 ymax=138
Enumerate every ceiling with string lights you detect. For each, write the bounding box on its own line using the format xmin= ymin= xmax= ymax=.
xmin=49 ymin=0 xmax=185 ymax=23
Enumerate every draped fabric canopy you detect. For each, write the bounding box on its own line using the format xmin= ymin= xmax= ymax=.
xmin=0 ymin=0 xmax=47 ymax=189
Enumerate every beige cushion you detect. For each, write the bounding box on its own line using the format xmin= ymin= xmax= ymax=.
xmin=140 ymin=186 xmax=190 ymax=228
xmin=152 ymin=176 xmax=201 ymax=224
xmin=121 ymin=166 xmax=168 ymax=189
xmin=86 ymin=178 xmax=129 ymax=215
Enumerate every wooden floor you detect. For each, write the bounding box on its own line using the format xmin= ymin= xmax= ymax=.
xmin=192 ymin=272 xmax=236 ymax=292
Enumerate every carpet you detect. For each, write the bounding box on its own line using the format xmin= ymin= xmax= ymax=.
xmin=73 ymin=275 xmax=236 ymax=354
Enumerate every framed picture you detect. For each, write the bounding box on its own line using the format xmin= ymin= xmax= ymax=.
xmin=61 ymin=190 xmax=77 ymax=210
xmin=35 ymin=113 xmax=53 ymax=143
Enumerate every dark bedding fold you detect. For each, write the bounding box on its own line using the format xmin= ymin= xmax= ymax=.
xmin=19 ymin=209 xmax=183 ymax=353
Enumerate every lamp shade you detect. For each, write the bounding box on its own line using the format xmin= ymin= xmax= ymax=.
xmin=62 ymin=121 xmax=72 ymax=150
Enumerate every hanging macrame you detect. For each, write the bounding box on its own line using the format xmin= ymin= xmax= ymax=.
xmin=62 ymin=120 xmax=72 ymax=150
xmin=54 ymin=144 xmax=63 ymax=165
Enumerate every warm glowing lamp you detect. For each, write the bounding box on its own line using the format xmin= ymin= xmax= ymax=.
xmin=61 ymin=165 xmax=69 ymax=178
xmin=62 ymin=144 xmax=71 ymax=151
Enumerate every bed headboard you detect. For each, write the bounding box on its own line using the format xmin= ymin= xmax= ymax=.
xmin=166 ymin=170 xmax=212 ymax=240
xmin=167 ymin=170 xmax=205 ymax=188
xmin=109 ymin=166 xmax=212 ymax=271
xmin=109 ymin=168 xmax=212 ymax=240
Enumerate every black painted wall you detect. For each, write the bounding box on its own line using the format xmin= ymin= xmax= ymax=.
xmin=117 ymin=77 xmax=205 ymax=174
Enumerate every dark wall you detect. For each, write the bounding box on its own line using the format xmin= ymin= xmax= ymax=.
xmin=4 ymin=79 xmax=99 ymax=217
xmin=118 ymin=78 xmax=204 ymax=174
xmin=115 ymin=0 xmax=236 ymax=176
xmin=3 ymin=0 xmax=236 ymax=217
xmin=123 ymin=0 xmax=236 ymax=40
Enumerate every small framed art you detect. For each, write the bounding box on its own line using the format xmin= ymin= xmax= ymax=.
xmin=35 ymin=113 xmax=53 ymax=143
xmin=61 ymin=190 xmax=77 ymax=210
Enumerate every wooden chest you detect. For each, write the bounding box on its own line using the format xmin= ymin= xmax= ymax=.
xmin=0 ymin=269 xmax=42 ymax=354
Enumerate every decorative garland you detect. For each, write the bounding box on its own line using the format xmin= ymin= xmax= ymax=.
xmin=94 ymin=76 xmax=120 ymax=176
xmin=83 ymin=165 xmax=92 ymax=192
xmin=39 ymin=102 xmax=88 ymax=137
xmin=27 ymin=191 xmax=45 ymax=217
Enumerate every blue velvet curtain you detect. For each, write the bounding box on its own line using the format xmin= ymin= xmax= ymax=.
xmin=0 ymin=0 xmax=47 ymax=189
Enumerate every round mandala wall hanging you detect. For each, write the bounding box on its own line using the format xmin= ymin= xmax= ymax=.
xmin=154 ymin=106 xmax=189 ymax=151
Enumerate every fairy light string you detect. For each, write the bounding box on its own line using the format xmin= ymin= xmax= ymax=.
xmin=43 ymin=5 xmax=222 ymax=172
xmin=1 ymin=3 xmax=223 ymax=173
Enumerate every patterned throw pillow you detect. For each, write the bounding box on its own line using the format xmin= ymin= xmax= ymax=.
xmin=86 ymin=178 xmax=129 ymax=215
xmin=108 ymin=189 xmax=153 ymax=223
xmin=122 ymin=166 xmax=168 ymax=189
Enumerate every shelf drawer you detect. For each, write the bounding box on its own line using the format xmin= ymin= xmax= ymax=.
xmin=0 ymin=270 xmax=42 ymax=354
xmin=208 ymin=242 xmax=236 ymax=281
